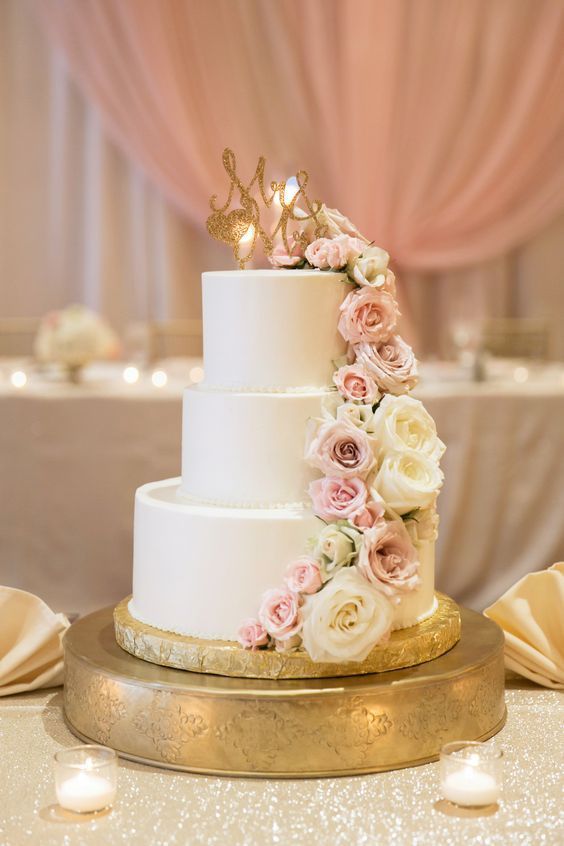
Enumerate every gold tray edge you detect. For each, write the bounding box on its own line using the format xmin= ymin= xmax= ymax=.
xmin=111 ymin=592 xmax=462 ymax=680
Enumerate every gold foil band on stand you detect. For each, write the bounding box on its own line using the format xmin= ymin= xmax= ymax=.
xmin=113 ymin=594 xmax=461 ymax=680
xmin=64 ymin=604 xmax=506 ymax=777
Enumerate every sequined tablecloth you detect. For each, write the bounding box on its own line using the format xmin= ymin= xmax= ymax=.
xmin=1 ymin=674 xmax=562 ymax=845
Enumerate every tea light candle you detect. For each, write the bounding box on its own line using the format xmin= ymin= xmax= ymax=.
xmin=56 ymin=770 xmax=116 ymax=813
xmin=440 ymin=742 xmax=502 ymax=808
xmin=54 ymin=745 xmax=117 ymax=814
xmin=442 ymin=764 xmax=499 ymax=806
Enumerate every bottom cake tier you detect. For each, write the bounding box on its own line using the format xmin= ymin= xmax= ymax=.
xmin=130 ymin=479 xmax=438 ymax=645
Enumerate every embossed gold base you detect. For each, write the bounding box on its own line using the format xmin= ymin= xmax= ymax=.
xmin=114 ymin=594 xmax=461 ymax=679
xmin=64 ymin=605 xmax=506 ymax=777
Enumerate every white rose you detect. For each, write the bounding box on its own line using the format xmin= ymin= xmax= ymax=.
xmin=305 ymin=205 xmax=368 ymax=242
xmin=348 ymin=246 xmax=392 ymax=289
xmin=404 ymin=508 xmax=439 ymax=543
xmin=312 ymin=523 xmax=360 ymax=581
xmin=373 ymin=450 xmax=443 ymax=515
xmin=372 ymin=395 xmax=445 ymax=461
xmin=336 ymin=402 xmax=378 ymax=434
xmin=301 ymin=568 xmax=393 ymax=663
xmin=321 ymin=394 xmax=378 ymax=434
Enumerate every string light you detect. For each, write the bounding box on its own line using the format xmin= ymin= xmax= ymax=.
xmin=151 ymin=369 xmax=168 ymax=388
xmin=10 ymin=370 xmax=27 ymax=388
xmin=189 ymin=366 xmax=204 ymax=384
xmin=122 ymin=365 xmax=140 ymax=384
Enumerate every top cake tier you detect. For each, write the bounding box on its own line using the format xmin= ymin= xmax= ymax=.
xmin=202 ymin=270 xmax=349 ymax=390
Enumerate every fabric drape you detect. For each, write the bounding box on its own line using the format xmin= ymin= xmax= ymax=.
xmin=41 ymin=0 xmax=564 ymax=270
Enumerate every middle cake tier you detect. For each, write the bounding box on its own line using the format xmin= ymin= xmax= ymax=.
xmin=180 ymin=385 xmax=332 ymax=506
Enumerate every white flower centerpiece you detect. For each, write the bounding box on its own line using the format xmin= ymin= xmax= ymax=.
xmin=34 ymin=304 xmax=120 ymax=383
xmin=237 ymin=205 xmax=445 ymax=664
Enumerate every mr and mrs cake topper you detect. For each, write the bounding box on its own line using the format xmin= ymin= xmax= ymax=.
xmin=206 ymin=147 xmax=325 ymax=269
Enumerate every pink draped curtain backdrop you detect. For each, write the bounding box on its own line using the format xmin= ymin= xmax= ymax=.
xmin=41 ymin=0 xmax=564 ymax=271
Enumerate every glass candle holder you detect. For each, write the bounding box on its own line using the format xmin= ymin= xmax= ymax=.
xmin=440 ymin=741 xmax=503 ymax=807
xmin=54 ymin=745 xmax=117 ymax=814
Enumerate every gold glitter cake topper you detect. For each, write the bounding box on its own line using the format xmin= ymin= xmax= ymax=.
xmin=207 ymin=148 xmax=325 ymax=269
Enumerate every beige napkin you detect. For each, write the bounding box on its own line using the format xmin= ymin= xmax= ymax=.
xmin=0 ymin=586 xmax=70 ymax=696
xmin=484 ymin=562 xmax=564 ymax=689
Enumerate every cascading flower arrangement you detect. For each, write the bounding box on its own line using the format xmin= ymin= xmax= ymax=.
xmin=238 ymin=206 xmax=445 ymax=663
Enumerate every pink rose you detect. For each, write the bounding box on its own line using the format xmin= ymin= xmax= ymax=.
xmin=268 ymin=240 xmax=305 ymax=268
xmin=382 ymin=270 xmax=397 ymax=298
xmin=305 ymin=235 xmax=365 ymax=270
xmin=354 ymin=335 xmax=418 ymax=395
xmin=338 ymin=288 xmax=399 ymax=345
xmin=258 ymin=588 xmax=302 ymax=641
xmin=308 ymin=476 xmax=368 ymax=521
xmin=358 ymin=520 xmax=420 ymax=597
xmin=350 ymin=500 xmax=386 ymax=531
xmin=333 ymin=363 xmax=381 ymax=404
xmin=237 ymin=618 xmax=269 ymax=650
xmin=305 ymin=419 xmax=375 ymax=479
xmin=285 ymin=556 xmax=323 ymax=595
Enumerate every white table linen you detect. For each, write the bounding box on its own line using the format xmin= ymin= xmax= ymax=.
xmin=1 ymin=360 xmax=564 ymax=615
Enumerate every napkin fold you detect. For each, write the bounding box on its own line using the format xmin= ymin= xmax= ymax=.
xmin=0 ymin=586 xmax=70 ymax=696
xmin=484 ymin=562 xmax=564 ymax=689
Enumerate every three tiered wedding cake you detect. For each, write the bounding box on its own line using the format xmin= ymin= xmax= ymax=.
xmin=117 ymin=151 xmax=453 ymax=676
xmin=130 ymin=265 xmax=442 ymax=652
xmin=124 ymin=251 xmax=451 ymax=675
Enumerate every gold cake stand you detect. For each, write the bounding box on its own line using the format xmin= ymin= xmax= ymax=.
xmin=114 ymin=594 xmax=461 ymax=679
xmin=64 ymin=604 xmax=506 ymax=777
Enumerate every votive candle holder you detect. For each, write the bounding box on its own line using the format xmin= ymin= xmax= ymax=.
xmin=440 ymin=741 xmax=503 ymax=807
xmin=54 ymin=745 xmax=117 ymax=814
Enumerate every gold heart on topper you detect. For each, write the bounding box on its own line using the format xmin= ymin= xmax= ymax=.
xmin=207 ymin=148 xmax=325 ymax=269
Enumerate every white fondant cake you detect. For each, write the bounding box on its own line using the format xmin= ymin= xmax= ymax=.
xmin=180 ymin=388 xmax=333 ymax=506
xmin=129 ymin=269 xmax=439 ymax=648
xmin=201 ymin=270 xmax=349 ymax=389
xmin=130 ymin=479 xmax=322 ymax=639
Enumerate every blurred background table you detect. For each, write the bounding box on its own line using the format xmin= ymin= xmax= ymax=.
xmin=2 ymin=357 xmax=564 ymax=616
xmin=0 ymin=360 xmax=192 ymax=615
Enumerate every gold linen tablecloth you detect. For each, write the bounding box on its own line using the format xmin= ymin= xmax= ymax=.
xmin=0 ymin=674 xmax=562 ymax=845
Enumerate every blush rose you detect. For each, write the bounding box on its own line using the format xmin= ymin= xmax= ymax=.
xmin=333 ymin=364 xmax=381 ymax=404
xmin=268 ymin=239 xmax=305 ymax=268
xmin=237 ymin=618 xmax=269 ymax=650
xmin=308 ymin=476 xmax=368 ymax=521
xmin=284 ymin=556 xmax=323 ymax=595
xmin=338 ymin=287 xmax=400 ymax=345
xmin=258 ymin=588 xmax=302 ymax=641
xmin=350 ymin=500 xmax=386 ymax=531
xmin=358 ymin=520 xmax=420 ymax=597
xmin=305 ymin=235 xmax=365 ymax=270
xmin=305 ymin=419 xmax=376 ymax=479
xmin=354 ymin=335 xmax=418 ymax=395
